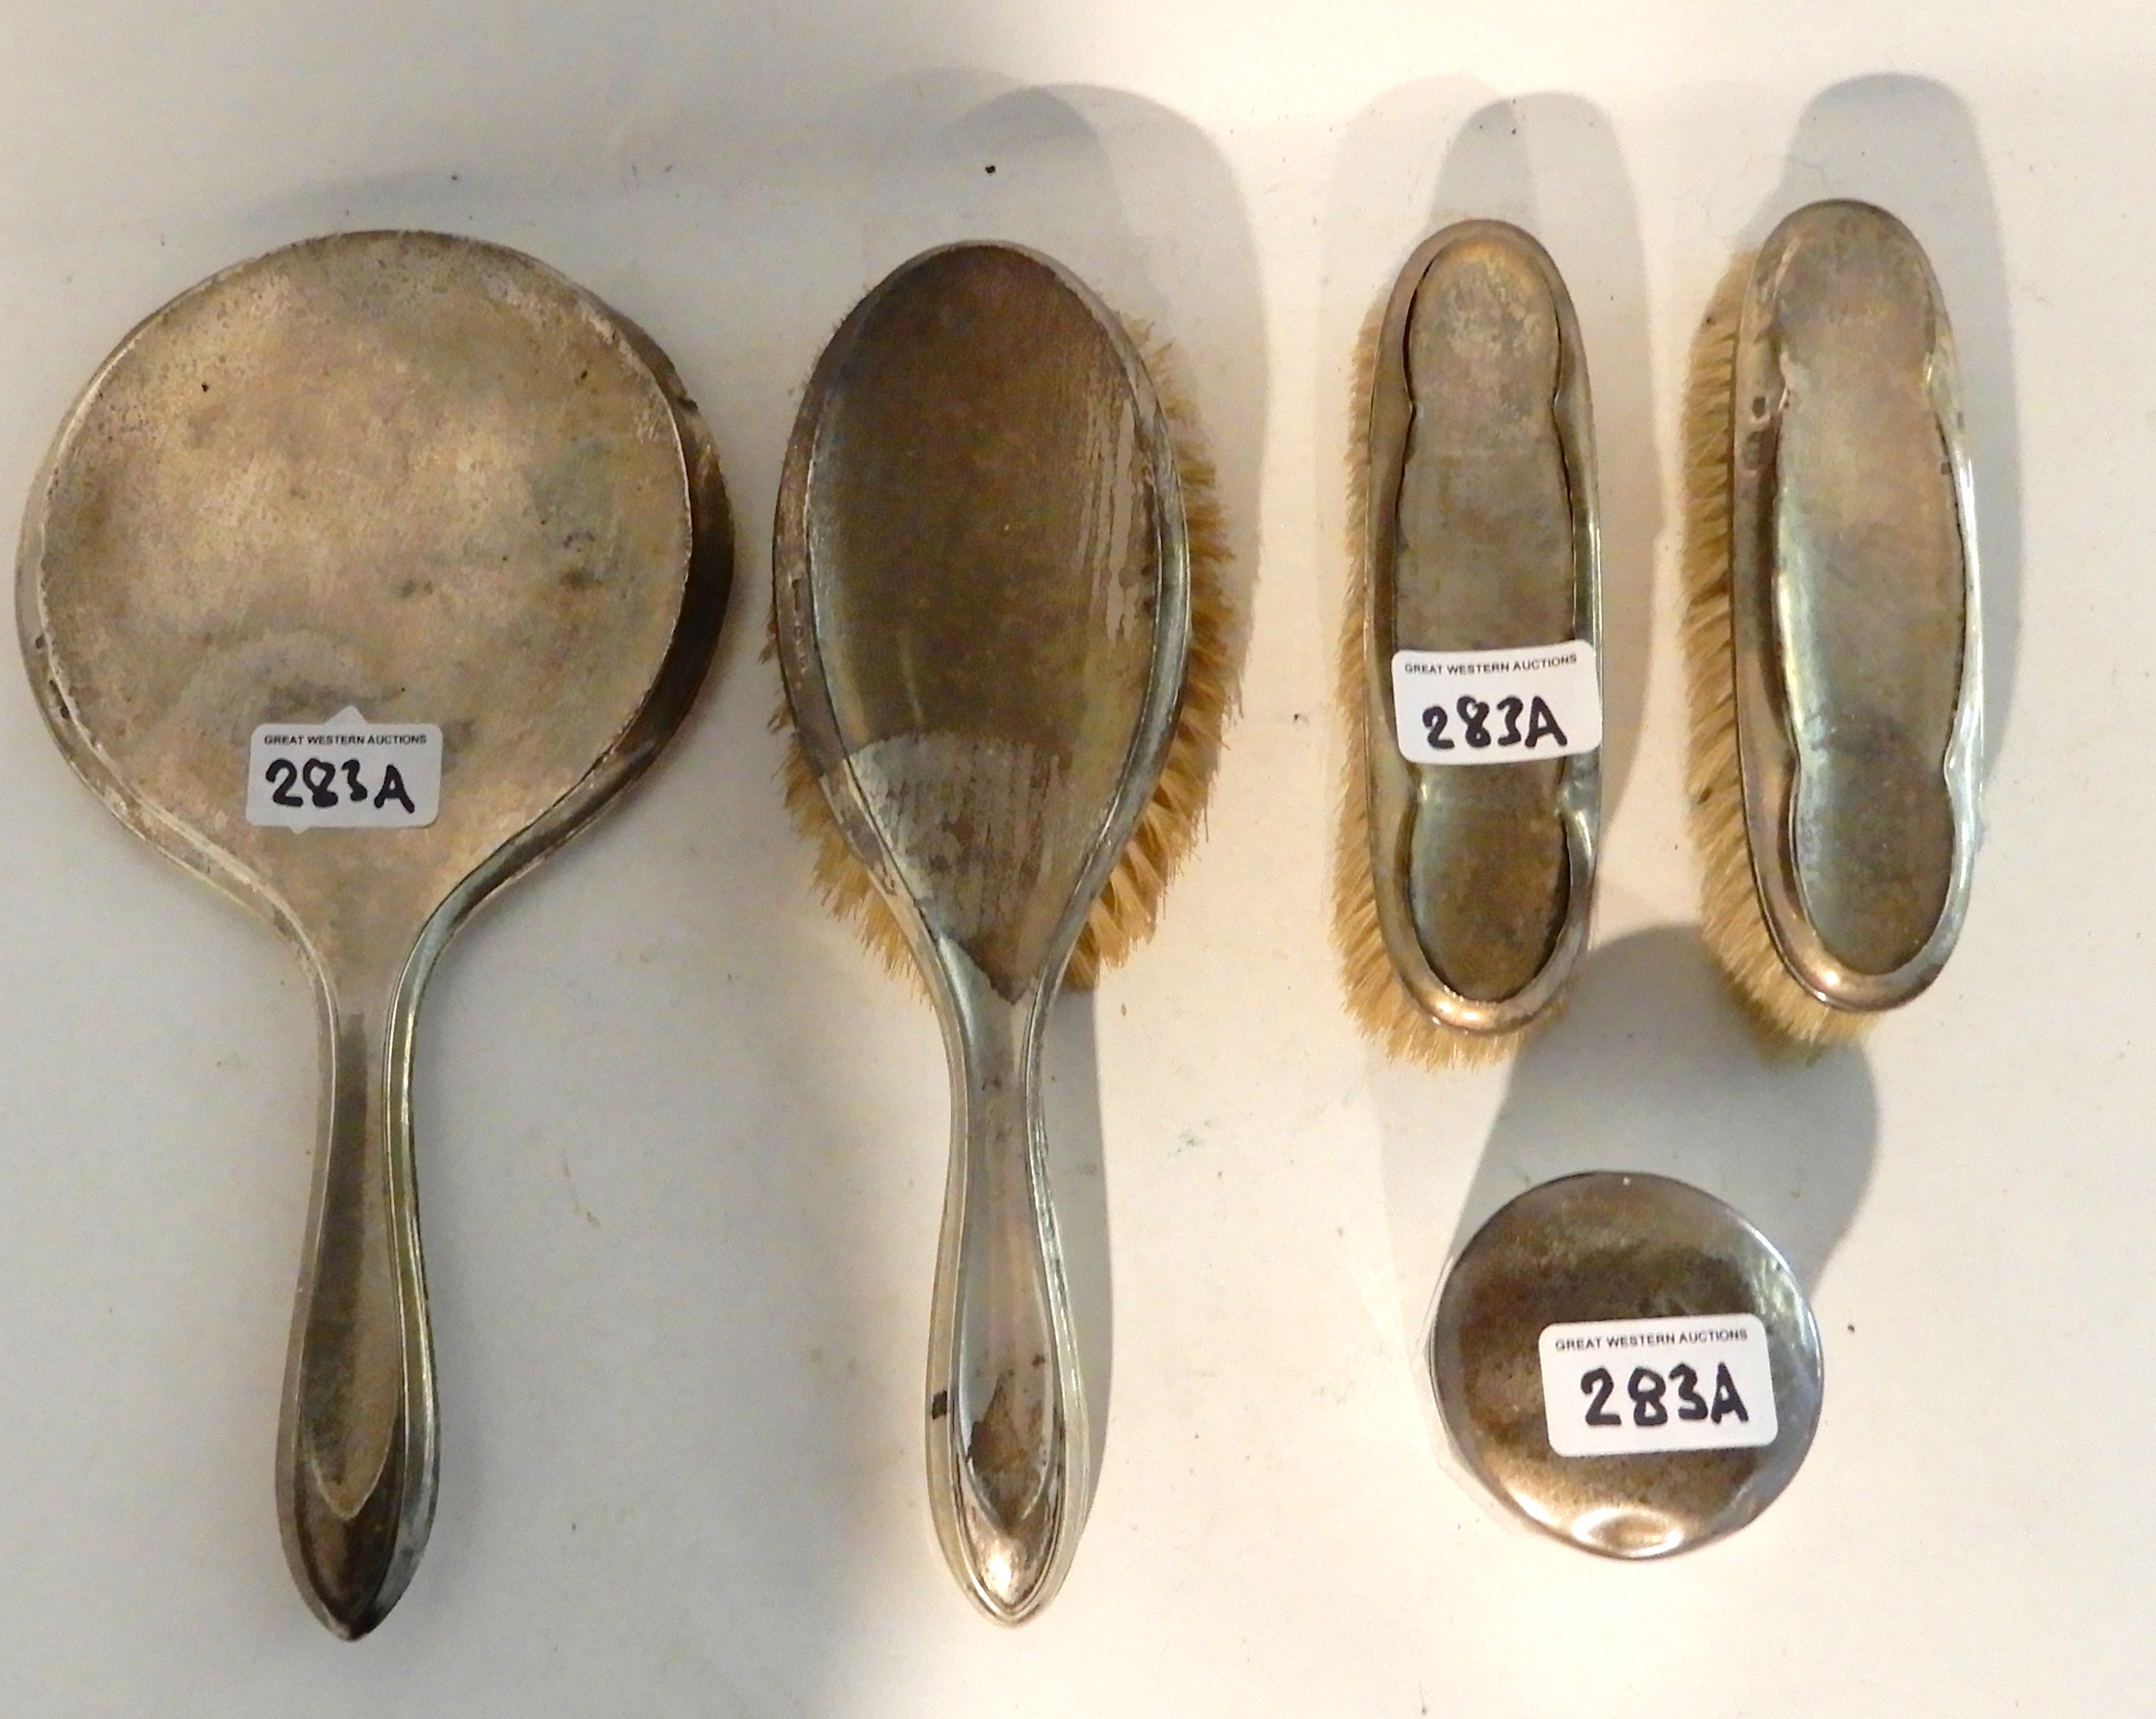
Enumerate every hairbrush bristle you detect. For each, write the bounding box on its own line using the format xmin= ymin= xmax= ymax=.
xmin=775 ymin=724 xmax=919 ymax=985
xmin=1330 ymin=286 xmax=1545 ymax=1069
xmin=775 ymin=318 xmax=1235 ymax=994
xmin=1681 ymin=254 xmax=1866 ymax=1049
xmin=1066 ymin=323 xmax=1233 ymax=987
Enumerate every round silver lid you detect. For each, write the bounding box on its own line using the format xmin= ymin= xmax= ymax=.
xmin=1431 ymin=1172 xmax=1823 ymax=1557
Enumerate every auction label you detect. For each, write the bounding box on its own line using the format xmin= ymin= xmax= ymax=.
xmin=247 ymin=706 xmax=441 ymax=830
xmin=1390 ymin=641 xmax=1600 ymax=765
xmin=1539 ymin=1314 xmax=1777 ymax=1456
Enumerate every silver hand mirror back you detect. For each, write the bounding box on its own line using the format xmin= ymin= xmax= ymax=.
xmin=18 ymin=231 xmax=729 ymax=1636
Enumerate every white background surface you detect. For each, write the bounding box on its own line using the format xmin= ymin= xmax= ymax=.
xmin=0 ymin=2 xmax=2136 ymax=1713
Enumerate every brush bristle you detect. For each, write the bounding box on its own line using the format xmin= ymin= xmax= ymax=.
xmin=775 ymin=321 xmax=1235 ymax=994
xmin=777 ymin=727 xmax=919 ymax=985
xmin=1680 ymin=255 xmax=1867 ymax=1049
xmin=1330 ymin=287 xmax=1544 ymax=1069
xmin=1066 ymin=326 xmax=1233 ymax=987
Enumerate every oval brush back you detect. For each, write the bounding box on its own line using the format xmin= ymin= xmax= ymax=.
xmin=798 ymin=246 xmax=1175 ymax=989
xmin=774 ymin=242 xmax=1190 ymax=1621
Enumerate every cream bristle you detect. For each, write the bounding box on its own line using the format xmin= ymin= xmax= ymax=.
xmin=1330 ymin=288 xmax=1546 ymax=1069
xmin=777 ymin=727 xmax=918 ymax=985
xmin=775 ymin=319 xmax=1235 ymax=994
xmin=1680 ymin=255 xmax=1866 ymax=1049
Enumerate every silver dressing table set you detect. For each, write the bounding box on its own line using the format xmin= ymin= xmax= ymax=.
xmin=19 ymin=192 xmax=1980 ymax=1632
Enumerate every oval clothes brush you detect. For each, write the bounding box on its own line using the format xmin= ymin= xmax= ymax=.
xmin=1684 ymin=200 xmax=1982 ymax=1045
xmin=19 ymin=232 xmax=730 ymax=1636
xmin=775 ymin=242 xmax=1223 ymax=1622
xmin=1338 ymin=221 xmax=1602 ymax=1064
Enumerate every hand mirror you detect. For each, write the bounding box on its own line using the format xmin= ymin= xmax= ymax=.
xmin=17 ymin=232 xmax=730 ymax=1635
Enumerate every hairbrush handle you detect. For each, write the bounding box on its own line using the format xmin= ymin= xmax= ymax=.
xmin=277 ymin=938 xmax=438 ymax=1639
xmin=926 ymin=961 xmax=1090 ymax=1623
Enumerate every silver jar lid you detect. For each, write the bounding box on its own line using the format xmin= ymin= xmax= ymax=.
xmin=1431 ymin=1172 xmax=1823 ymax=1556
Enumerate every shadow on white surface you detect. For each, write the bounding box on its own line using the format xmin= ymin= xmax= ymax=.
xmin=1437 ymin=927 xmax=1878 ymax=1296
xmin=831 ymin=72 xmax=1270 ymax=694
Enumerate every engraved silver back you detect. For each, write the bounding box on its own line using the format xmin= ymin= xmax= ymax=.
xmin=1731 ymin=199 xmax=1982 ymax=1009
xmin=1364 ymin=221 xmax=1601 ymax=1034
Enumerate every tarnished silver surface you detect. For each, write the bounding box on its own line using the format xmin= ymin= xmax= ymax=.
xmin=1364 ymin=220 xmax=1601 ymax=1034
xmin=18 ymin=232 xmax=730 ymax=1637
xmin=1732 ymin=200 xmax=1982 ymax=1010
xmin=774 ymin=243 xmax=1188 ymax=1622
xmin=1432 ymin=1173 xmax=1822 ymax=1558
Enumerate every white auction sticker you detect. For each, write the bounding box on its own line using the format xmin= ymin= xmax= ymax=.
xmin=247 ymin=706 xmax=442 ymax=831
xmin=1539 ymin=1314 xmax=1777 ymax=1457
xmin=1390 ymin=641 xmax=1600 ymax=765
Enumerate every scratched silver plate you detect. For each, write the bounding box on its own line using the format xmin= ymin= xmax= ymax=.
xmin=1361 ymin=219 xmax=1601 ymax=1036
xmin=19 ymin=231 xmax=729 ymax=1636
xmin=1730 ymin=199 xmax=1982 ymax=1011
xmin=775 ymin=242 xmax=1188 ymax=1622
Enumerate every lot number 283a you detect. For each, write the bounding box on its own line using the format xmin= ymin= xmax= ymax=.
xmin=1578 ymin=1362 xmax=1750 ymax=1430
